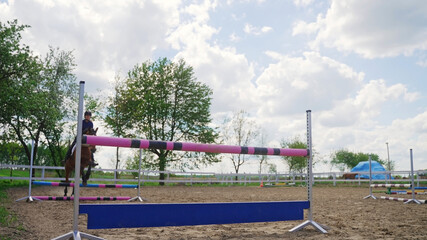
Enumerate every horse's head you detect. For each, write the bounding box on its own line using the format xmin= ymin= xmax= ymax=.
xmin=83 ymin=127 xmax=98 ymax=136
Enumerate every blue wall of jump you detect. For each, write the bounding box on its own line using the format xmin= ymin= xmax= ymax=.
xmin=80 ymin=201 xmax=310 ymax=229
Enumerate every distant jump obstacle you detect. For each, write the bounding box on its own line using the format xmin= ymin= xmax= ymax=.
xmin=390 ymin=191 xmax=426 ymax=195
xmin=32 ymin=181 xmax=137 ymax=188
xmin=52 ymin=82 xmax=327 ymax=240
xmin=16 ymin=147 xmax=134 ymax=203
xmin=364 ymin=149 xmax=423 ymax=204
xmin=33 ymin=196 xmax=132 ymax=201
xmin=370 ymin=184 xmax=411 ymax=188
xmin=380 ymin=196 xmax=426 ymax=204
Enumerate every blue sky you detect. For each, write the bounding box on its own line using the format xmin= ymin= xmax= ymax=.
xmin=1 ymin=0 xmax=426 ymax=173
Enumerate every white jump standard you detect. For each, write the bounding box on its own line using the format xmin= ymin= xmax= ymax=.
xmin=364 ymin=155 xmax=376 ymax=200
xmin=15 ymin=140 xmax=41 ymax=202
xmin=405 ymin=149 xmax=421 ymax=204
xmin=52 ymin=81 xmax=103 ymax=240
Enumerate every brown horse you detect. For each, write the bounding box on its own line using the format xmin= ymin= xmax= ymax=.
xmin=64 ymin=127 xmax=98 ymax=196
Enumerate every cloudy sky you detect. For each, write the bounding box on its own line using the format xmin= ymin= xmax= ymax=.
xmin=1 ymin=0 xmax=426 ymax=173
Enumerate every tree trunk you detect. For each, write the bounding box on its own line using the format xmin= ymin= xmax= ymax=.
xmin=158 ymin=154 xmax=167 ymax=186
xmin=115 ymin=147 xmax=120 ymax=179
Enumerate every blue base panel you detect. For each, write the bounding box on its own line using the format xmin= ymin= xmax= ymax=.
xmin=80 ymin=201 xmax=310 ymax=229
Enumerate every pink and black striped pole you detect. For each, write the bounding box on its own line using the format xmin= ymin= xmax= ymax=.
xmin=32 ymin=181 xmax=137 ymax=188
xmin=82 ymin=136 xmax=308 ymax=157
xmin=33 ymin=196 xmax=132 ymax=201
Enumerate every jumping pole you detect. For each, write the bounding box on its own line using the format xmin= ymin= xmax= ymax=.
xmin=16 ymin=140 xmax=41 ymax=202
xmin=128 ymin=149 xmax=148 ymax=202
xmin=364 ymin=155 xmax=376 ymax=199
xmin=289 ymin=110 xmax=328 ymax=233
xmin=405 ymin=149 xmax=421 ymax=204
xmin=52 ymin=81 xmax=103 ymax=240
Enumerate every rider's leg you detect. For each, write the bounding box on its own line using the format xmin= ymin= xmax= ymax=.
xmin=64 ymin=137 xmax=77 ymax=160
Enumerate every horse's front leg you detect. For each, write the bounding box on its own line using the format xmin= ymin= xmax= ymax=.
xmin=64 ymin=186 xmax=68 ymax=196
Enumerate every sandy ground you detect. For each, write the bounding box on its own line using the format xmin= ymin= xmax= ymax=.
xmin=2 ymin=184 xmax=427 ymax=239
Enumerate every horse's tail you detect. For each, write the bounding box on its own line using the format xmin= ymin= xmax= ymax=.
xmin=62 ymin=156 xmax=68 ymax=166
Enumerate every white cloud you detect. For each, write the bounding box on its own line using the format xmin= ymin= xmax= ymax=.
xmin=329 ymin=111 xmax=427 ymax=171
xmin=175 ymin=42 xmax=258 ymax=113
xmin=166 ymin=1 xmax=258 ymax=113
xmin=293 ymin=0 xmax=427 ymax=58
xmin=253 ymin=51 xmax=422 ymax=172
xmin=243 ymin=23 xmax=272 ymax=35
xmin=318 ymin=79 xmax=420 ymax=128
xmin=0 ymin=0 xmax=182 ymax=89
xmin=229 ymin=32 xmax=241 ymax=42
xmin=256 ymin=51 xmax=364 ymax=116
xmin=293 ymin=0 xmax=314 ymax=7
xmin=182 ymin=0 xmax=218 ymax=23
xmin=416 ymin=59 xmax=427 ymax=68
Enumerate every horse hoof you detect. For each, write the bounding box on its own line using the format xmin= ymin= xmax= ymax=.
xmin=83 ymin=182 xmax=88 ymax=186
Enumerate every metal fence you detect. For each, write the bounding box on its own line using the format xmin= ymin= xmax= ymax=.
xmin=1 ymin=164 xmax=426 ymax=187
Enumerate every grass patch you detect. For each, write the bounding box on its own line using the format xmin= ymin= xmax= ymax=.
xmin=0 ymin=169 xmax=29 ymax=178
xmin=0 ymin=180 xmax=27 ymax=234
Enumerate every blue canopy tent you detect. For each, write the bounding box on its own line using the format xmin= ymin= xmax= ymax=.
xmin=351 ymin=161 xmax=393 ymax=180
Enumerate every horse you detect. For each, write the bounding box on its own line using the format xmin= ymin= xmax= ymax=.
xmin=343 ymin=173 xmax=357 ymax=179
xmin=63 ymin=127 xmax=98 ymax=196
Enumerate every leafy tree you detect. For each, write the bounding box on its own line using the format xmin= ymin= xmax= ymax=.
xmin=268 ymin=163 xmax=277 ymax=174
xmin=0 ymin=20 xmax=77 ymax=170
xmin=331 ymin=149 xmax=387 ymax=171
xmin=0 ymin=20 xmax=42 ymax=165
xmin=40 ymin=47 xmax=77 ymax=171
xmin=116 ymin=58 xmax=218 ymax=184
xmin=281 ymin=137 xmax=308 ymax=174
xmin=105 ymin=76 xmax=130 ymax=176
xmin=0 ymin=133 xmax=27 ymax=164
xmin=0 ymin=20 xmax=39 ymax=84
xmin=220 ymin=110 xmax=259 ymax=180
xmin=84 ymin=94 xmax=103 ymax=121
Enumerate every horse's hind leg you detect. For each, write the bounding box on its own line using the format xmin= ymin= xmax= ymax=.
xmin=84 ymin=165 xmax=92 ymax=182
xmin=64 ymin=161 xmax=73 ymax=183
xmin=81 ymin=167 xmax=88 ymax=186
xmin=64 ymin=186 xmax=68 ymax=196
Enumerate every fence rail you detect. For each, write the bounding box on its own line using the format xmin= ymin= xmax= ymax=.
xmin=1 ymin=164 xmax=426 ymax=187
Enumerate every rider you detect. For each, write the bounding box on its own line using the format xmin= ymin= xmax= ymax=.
xmin=64 ymin=111 xmax=98 ymax=167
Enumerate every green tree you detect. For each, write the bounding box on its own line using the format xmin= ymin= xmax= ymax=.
xmin=0 ymin=20 xmax=40 ymax=84
xmin=117 ymin=58 xmax=218 ymax=184
xmin=0 ymin=134 xmax=26 ymax=163
xmin=281 ymin=137 xmax=308 ymax=174
xmin=0 ymin=20 xmax=41 ymax=165
xmin=0 ymin=20 xmax=77 ymax=169
xmin=331 ymin=149 xmax=386 ymax=171
xmin=105 ymin=76 xmax=130 ymax=176
xmin=39 ymin=47 xmax=77 ymax=170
